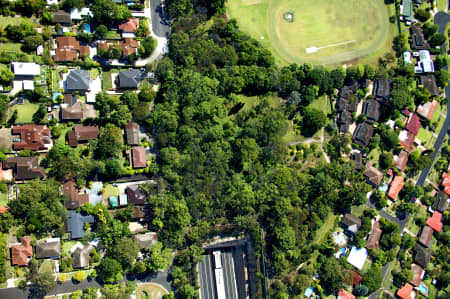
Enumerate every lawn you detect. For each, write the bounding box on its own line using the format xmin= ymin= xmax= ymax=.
xmin=105 ymin=31 xmax=121 ymax=39
xmin=102 ymin=184 xmax=119 ymax=199
xmin=8 ymin=102 xmax=40 ymax=124
xmin=227 ymin=0 xmax=393 ymax=65
xmin=312 ymin=213 xmax=336 ymax=245
xmin=407 ymin=206 xmax=427 ymax=235
xmin=308 ymin=95 xmax=331 ymax=115
xmin=351 ymin=204 xmax=366 ymax=218
xmin=62 ymin=241 xmax=78 ymax=254
xmin=0 ymin=43 xmax=23 ymax=53
xmin=101 ymin=69 xmax=119 ymax=91
xmin=417 ymin=128 xmax=434 ymax=148
xmin=368 ymin=147 xmax=381 ymax=167
xmin=0 ymin=16 xmax=23 ymax=26
xmin=136 ymin=283 xmax=169 ymax=299
xmin=437 ymin=0 xmax=447 ymax=11
xmin=39 ymin=260 xmax=54 ymax=274
xmin=57 ymin=125 xmax=73 ymax=143
xmin=0 ymin=193 xmax=7 ymax=206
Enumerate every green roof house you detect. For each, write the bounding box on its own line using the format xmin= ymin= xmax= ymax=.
xmin=401 ymin=0 xmax=413 ymax=22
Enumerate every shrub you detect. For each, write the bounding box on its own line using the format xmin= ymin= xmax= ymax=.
xmin=72 ymin=270 xmax=86 ymax=283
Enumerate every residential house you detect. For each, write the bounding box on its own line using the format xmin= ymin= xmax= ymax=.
xmin=126 ymin=185 xmax=146 ymax=205
xmin=410 ymin=263 xmax=424 ymax=287
xmin=388 ymin=176 xmax=405 ymax=201
xmin=363 ymin=162 xmax=384 ymax=186
xmin=53 ymin=10 xmax=71 ymax=25
xmin=133 ymin=232 xmax=158 ymax=250
xmin=62 ymin=179 xmax=89 ymax=209
xmin=363 ymin=99 xmax=380 ymax=123
xmin=336 ymin=289 xmax=355 ymax=299
xmin=346 ymin=246 xmax=368 ymax=270
xmin=366 ymin=221 xmax=382 ymax=250
xmin=73 ymin=244 xmax=94 ymax=268
xmin=54 ymin=36 xmax=80 ymax=62
xmin=67 ymin=125 xmax=99 ymax=147
xmin=36 ymin=238 xmax=61 ymax=259
xmin=344 ymin=270 xmax=363 ymax=287
xmin=441 ymin=172 xmax=450 ymax=195
xmin=399 ymin=130 xmax=416 ymax=152
xmin=397 ymin=283 xmax=414 ymax=299
xmin=414 ymin=244 xmax=431 ymax=268
xmin=118 ymin=70 xmax=143 ymax=89
xmin=434 ymin=191 xmax=448 ymax=212
xmin=352 ymin=152 xmax=363 ymax=170
xmin=404 ymin=51 xmax=412 ymax=64
xmin=410 ymin=25 xmax=429 ymax=50
xmin=417 ymin=100 xmax=439 ymax=121
xmin=11 ymin=236 xmax=32 ymax=266
xmin=131 ymin=146 xmax=147 ymax=168
xmin=66 ymin=210 xmax=95 ymax=239
xmin=121 ymin=38 xmax=139 ymax=57
xmin=415 ymin=50 xmax=435 ymax=74
xmin=337 ymin=110 xmax=353 ymax=133
xmin=420 ymin=75 xmax=439 ymax=97
xmin=70 ymin=8 xmax=92 ymax=22
xmin=418 ymin=225 xmax=433 ymax=248
xmin=353 ymin=122 xmax=374 ymax=147
xmin=125 ymin=122 xmax=139 ymax=145
xmin=426 ymin=211 xmax=443 ymax=232
xmin=12 ymin=125 xmax=52 ymax=151
xmin=61 ymin=94 xmax=83 ymax=121
xmin=341 ymin=214 xmax=361 ymax=234
xmin=119 ymin=18 xmax=139 ymax=37
xmin=393 ymin=151 xmax=409 ymax=172
xmin=132 ymin=205 xmax=147 ymax=221
xmin=373 ymin=79 xmax=391 ymax=102
xmin=3 ymin=156 xmax=46 ymax=181
xmin=80 ymin=46 xmax=90 ymax=58
xmin=406 ymin=113 xmax=421 ymax=136
xmin=11 ymin=62 xmax=40 ymax=79
xmin=401 ymin=0 xmax=413 ymax=22
xmin=65 ymin=69 xmax=91 ymax=93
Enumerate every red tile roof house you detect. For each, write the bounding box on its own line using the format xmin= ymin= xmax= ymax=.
xmin=12 ymin=125 xmax=52 ymax=152
xmin=54 ymin=36 xmax=81 ymax=63
xmin=398 ymin=130 xmax=416 ymax=152
xmin=426 ymin=211 xmax=443 ymax=232
xmin=3 ymin=156 xmax=46 ymax=181
xmin=388 ymin=176 xmax=405 ymax=201
xmin=397 ymin=283 xmax=414 ymax=299
xmin=441 ymin=172 xmax=450 ymax=195
xmin=366 ymin=221 xmax=382 ymax=250
xmin=11 ymin=236 xmax=32 ymax=266
xmin=410 ymin=263 xmax=424 ymax=287
xmin=62 ymin=179 xmax=89 ymax=209
xmin=131 ymin=146 xmax=147 ymax=168
xmin=336 ymin=289 xmax=355 ymax=299
xmin=119 ymin=18 xmax=139 ymax=33
xmin=121 ymin=38 xmax=139 ymax=57
xmin=67 ymin=125 xmax=99 ymax=147
xmin=405 ymin=113 xmax=421 ymax=136
xmin=393 ymin=151 xmax=409 ymax=172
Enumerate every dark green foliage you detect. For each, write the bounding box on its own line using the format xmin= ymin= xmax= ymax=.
xmin=364 ymin=264 xmax=383 ymax=293
xmin=301 ymin=107 xmax=327 ymax=137
xmin=98 ymin=257 xmax=123 ymax=284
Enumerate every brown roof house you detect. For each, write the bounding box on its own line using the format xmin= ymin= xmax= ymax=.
xmin=418 ymin=225 xmax=433 ymax=248
xmin=341 ymin=214 xmax=362 ymax=234
xmin=410 ymin=25 xmax=430 ymax=50
xmin=36 ymin=238 xmax=61 ymax=259
xmin=11 ymin=236 xmax=32 ymax=266
xmin=4 ymin=156 xmax=46 ymax=181
xmin=353 ymin=122 xmax=374 ymax=147
xmin=125 ymin=122 xmax=139 ymax=145
xmin=366 ymin=221 xmax=382 ymax=250
xmin=119 ymin=18 xmax=139 ymax=33
xmin=126 ymin=185 xmax=147 ymax=205
xmin=131 ymin=146 xmax=146 ymax=168
xmin=121 ymin=38 xmax=139 ymax=57
xmin=363 ymin=162 xmax=384 ymax=186
xmin=420 ymin=75 xmax=439 ymax=97
xmin=61 ymin=94 xmax=83 ymax=121
xmin=54 ymin=36 xmax=80 ymax=62
xmin=12 ymin=125 xmax=52 ymax=152
xmin=417 ymin=100 xmax=439 ymax=120
xmin=399 ymin=130 xmax=416 ymax=152
xmin=393 ymin=151 xmax=409 ymax=172
xmin=410 ymin=263 xmax=424 ymax=287
xmin=388 ymin=176 xmax=405 ymax=201
xmin=67 ymin=125 xmax=99 ymax=147
xmin=62 ymin=179 xmax=89 ymax=209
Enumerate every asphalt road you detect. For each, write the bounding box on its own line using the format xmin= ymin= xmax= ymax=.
xmin=416 ymin=12 xmax=450 ymax=186
xmin=198 ymin=255 xmax=216 ymax=299
xmin=222 ymin=252 xmax=238 ymax=299
xmin=150 ymin=0 xmax=171 ymax=38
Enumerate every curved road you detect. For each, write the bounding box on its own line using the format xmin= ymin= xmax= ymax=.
xmin=150 ymin=0 xmax=170 ymax=38
xmin=416 ymin=12 xmax=450 ymax=186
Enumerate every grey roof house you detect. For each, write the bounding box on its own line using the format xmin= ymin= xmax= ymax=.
xmin=53 ymin=10 xmax=72 ymax=24
xmin=66 ymin=210 xmax=95 ymax=239
xmin=414 ymin=244 xmax=431 ymax=268
xmin=134 ymin=232 xmax=158 ymax=250
xmin=363 ymin=99 xmax=380 ymax=123
xmin=65 ymin=69 xmax=91 ymax=93
xmin=36 ymin=238 xmax=61 ymax=259
xmin=118 ymin=70 xmax=143 ymax=89
xmin=73 ymin=244 xmax=94 ymax=268
xmin=341 ymin=214 xmax=362 ymax=234
xmin=434 ymin=191 xmax=449 ymax=213
xmin=125 ymin=122 xmax=140 ymax=145
xmin=353 ymin=122 xmax=374 ymax=147
xmin=373 ymin=79 xmax=391 ymax=101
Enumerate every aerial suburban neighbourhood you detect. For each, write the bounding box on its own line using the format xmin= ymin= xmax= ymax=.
xmin=0 ymin=0 xmax=447 ymax=299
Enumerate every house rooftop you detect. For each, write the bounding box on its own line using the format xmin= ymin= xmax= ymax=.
xmin=414 ymin=244 xmax=431 ymax=268
xmin=11 ymin=236 xmax=32 ymax=266
xmin=133 ymin=232 xmax=158 ymax=249
xmin=342 ymin=214 xmax=362 ymax=233
xmin=70 ymin=7 xmax=92 ymax=20
xmin=366 ymin=221 xmax=382 ymax=250
xmin=363 ymin=162 xmax=384 ymax=186
xmin=406 ymin=114 xmax=421 ymax=136
xmin=420 ymin=75 xmax=439 ymax=97
xmin=12 ymin=125 xmax=52 ymax=151
xmin=66 ymin=210 xmax=95 ymax=239
xmin=397 ymin=283 xmax=414 ymax=299
xmin=62 ymin=180 xmax=89 ymax=209
xmin=426 ymin=211 xmax=443 ymax=232
xmin=388 ymin=176 xmax=405 ymax=201
xmin=119 ymin=70 xmax=143 ymax=89
xmin=442 ymin=172 xmax=450 ymax=195
xmin=73 ymin=244 xmax=94 ymax=268
xmin=410 ymin=25 xmax=429 ymax=50
xmin=353 ymin=122 xmax=374 ymax=147
xmin=393 ymin=151 xmax=409 ymax=172
xmin=418 ymin=225 xmax=433 ymax=248
xmin=11 ymin=62 xmax=40 ymax=76
xmin=54 ymin=48 xmax=78 ymax=62
xmin=132 ymin=146 xmax=147 ymax=168
xmin=434 ymin=191 xmax=448 ymax=212
xmin=337 ymin=289 xmax=355 ymax=299
xmin=399 ymin=130 xmax=416 ymax=152
xmin=126 ymin=185 xmax=146 ymax=205
xmin=4 ymin=156 xmax=46 ymax=181
xmin=119 ymin=18 xmax=139 ymax=32
xmin=66 ymin=69 xmax=91 ymax=91
xmin=36 ymin=239 xmax=61 ymax=259
xmin=125 ymin=122 xmax=140 ymax=145
xmin=347 ymin=246 xmax=367 ymax=270
xmin=373 ymin=78 xmax=391 ymax=100
xmin=410 ymin=263 xmax=424 ymax=287
xmin=363 ymin=99 xmax=380 ymax=122
xmin=417 ymin=100 xmax=439 ymax=121
xmin=67 ymin=125 xmax=99 ymax=147
xmin=53 ymin=10 xmax=71 ymax=24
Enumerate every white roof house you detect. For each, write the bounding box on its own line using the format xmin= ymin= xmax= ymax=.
xmin=70 ymin=8 xmax=92 ymax=20
xmin=415 ymin=50 xmax=435 ymax=73
xmin=47 ymin=0 xmax=58 ymax=5
xmin=12 ymin=62 xmax=40 ymax=76
xmin=36 ymin=45 xmax=44 ymax=56
xmin=23 ymin=80 xmax=34 ymax=90
xmin=347 ymin=246 xmax=368 ymax=270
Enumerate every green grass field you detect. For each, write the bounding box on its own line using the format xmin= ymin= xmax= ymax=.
xmin=9 ymin=102 xmax=40 ymax=124
xmin=227 ymin=0 xmax=394 ymax=65
xmin=0 ymin=16 xmax=24 ymax=26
